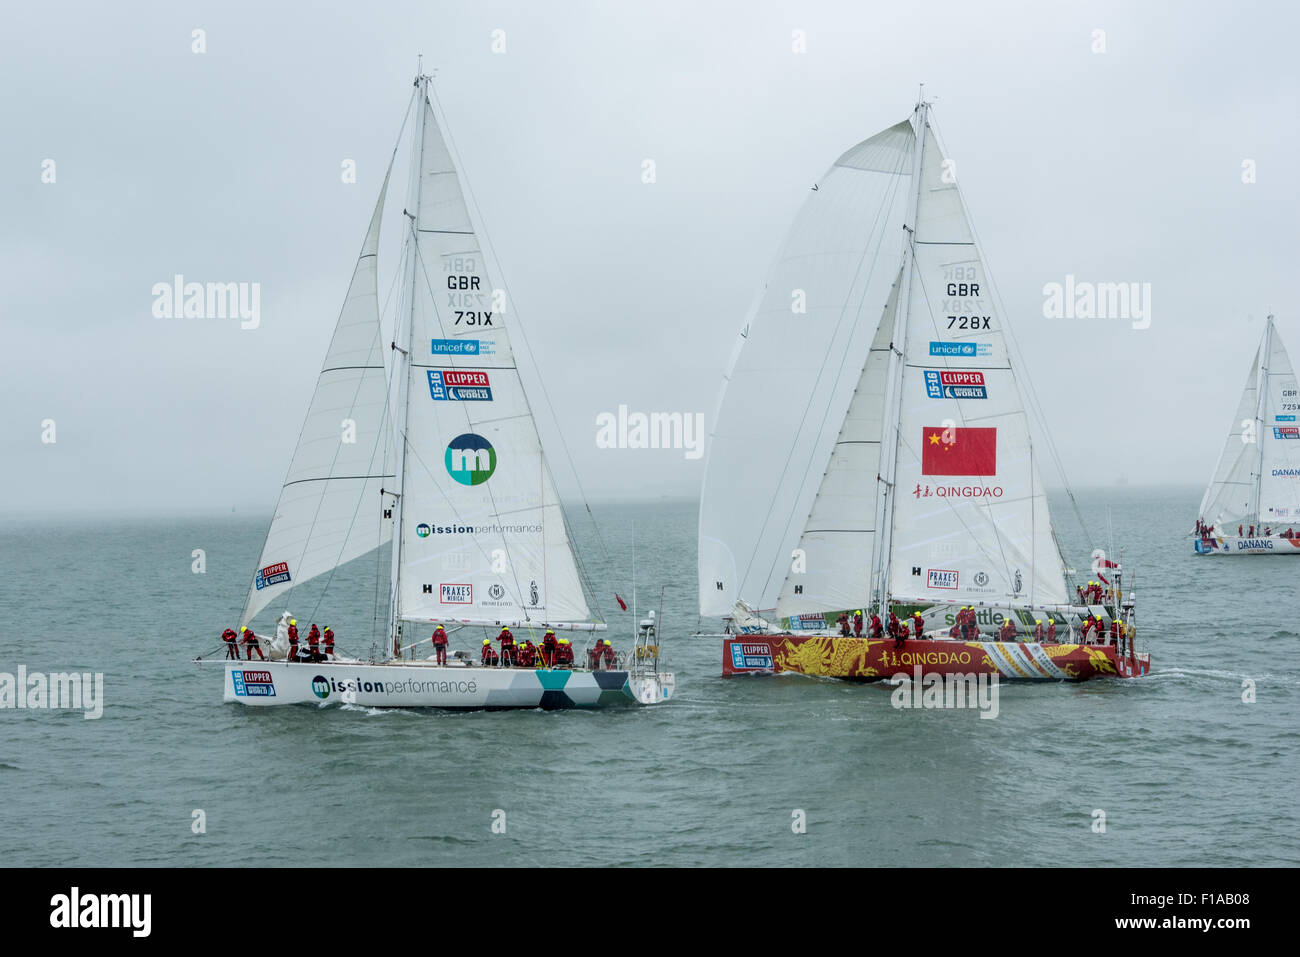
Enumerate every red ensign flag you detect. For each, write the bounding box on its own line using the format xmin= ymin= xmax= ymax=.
xmin=921 ymin=427 xmax=997 ymax=475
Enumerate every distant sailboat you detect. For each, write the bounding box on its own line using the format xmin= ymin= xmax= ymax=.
xmin=199 ymin=71 xmax=674 ymax=708
xmin=698 ymin=96 xmax=1149 ymax=681
xmin=1193 ymin=314 xmax=1300 ymax=555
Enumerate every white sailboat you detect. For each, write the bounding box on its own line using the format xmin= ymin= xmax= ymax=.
xmin=1193 ymin=314 xmax=1300 ymax=555
xmin=698 ymin=96 xmax=1148 ymax=681
xmin=200 ymin=71 xmax=674 ymax=708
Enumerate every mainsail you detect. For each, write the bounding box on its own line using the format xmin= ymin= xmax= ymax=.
xmin=698 ymin=120 xmax=914 ymax=616
xmin=241 ymin=166 xmax=397 ymax=627
xmin=702 ymin=104 xmax=1073 ymax=623
xmin=1199 ymin=317 xmax=1300 ymax=527
xmin=388 ymin=88 xmax=592 ymax=629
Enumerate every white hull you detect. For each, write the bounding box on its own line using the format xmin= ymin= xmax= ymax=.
xmin=209 ymin=659 xmax=674 ymax=709
xmin=1195 ymin=535 xmax=1300 ymax=556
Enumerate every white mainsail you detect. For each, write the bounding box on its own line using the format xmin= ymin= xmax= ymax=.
xmin=698 ymin=120 xmax=914 ymax=616
xmin=884 ymin=123 xmax=1067 ymax=609
xmin=241 ymin=169 xmax=396 ymax=627
xmin=702 ymin=105 xmax=1074 ymax=622
xmin=390 ymin=93 xmax=591 ymax=628
xmin=1200 ymin=317 xmax=1300 ymax=528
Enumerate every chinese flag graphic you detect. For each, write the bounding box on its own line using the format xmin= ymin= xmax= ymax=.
xmin=921 ymin=427 xmax=997 ymax=475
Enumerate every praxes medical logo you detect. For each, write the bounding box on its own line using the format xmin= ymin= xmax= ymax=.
xmin=440 ymin=583 xmax=472 ymax=604
xmin=254 ymin=561 xmax=291 ymax=590
xmin=924 ymin=369 xmax=988 ymax=399
xmin=445 ymin=433 xmax=496 ymax=485
xmin=428 ymin=369 xmax=492 ymax=401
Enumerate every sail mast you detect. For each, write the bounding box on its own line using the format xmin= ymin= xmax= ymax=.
xmin=387 ymin=71 xmax=429 ymax=659
xmin=871 ymin=92 xmax=928 ymax=617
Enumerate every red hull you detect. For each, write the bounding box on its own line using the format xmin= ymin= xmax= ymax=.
xmin=724 ymin=635 xmax=1150 ymax=681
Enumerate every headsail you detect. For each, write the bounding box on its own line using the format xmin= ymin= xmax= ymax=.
xmin=773 ymin=271 xmax=900 ymax=618
xmin=1197 ymin=347 xmax=1260 ymax=527
xmin=391 ymin=94 xmax=591 ymax=627
xmin=241 ymin=170 xmax=396 ymax=627
xmin=698 ymin=121 xmax=914 ymax=616
xmin=1255 ymin=319 xmax=1300 ymax=524
xmin=884 ymin=123 xmax=1068 ymax=609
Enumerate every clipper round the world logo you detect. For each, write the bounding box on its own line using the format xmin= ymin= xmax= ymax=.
xmin=445 ymin=432 xmax=496 ymax=486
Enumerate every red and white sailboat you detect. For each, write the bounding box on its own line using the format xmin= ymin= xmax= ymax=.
xmin=697 ymin=96 xmax=1149 ymax=682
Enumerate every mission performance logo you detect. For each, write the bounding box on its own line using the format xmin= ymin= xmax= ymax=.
xmin=921 ymin=427 xmax=997 ymax=476
xmin=924 ymin=369 xmax=988 ymax=399
xmin=445 ymin=433 xmax=497 ymax=486
xmin=428 ymin=369 xmax=493 ymax=401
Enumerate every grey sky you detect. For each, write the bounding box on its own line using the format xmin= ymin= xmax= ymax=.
xmin=3 ymin=0 xmax=1297 ymax=514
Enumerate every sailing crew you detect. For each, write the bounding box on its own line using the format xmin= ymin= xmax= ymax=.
xmin=481 ymin=639 xmax=498 ymax=667
xmin=323 ymin=626 xmax=335 ymax=659
xmin=1239 ymin=524 xmax=1244 ymax=537
xmin=892 ymin=615 xmax=907 ymax=649
xmin=1034 ymin=619 xmax=1045 ymax=640
xmin=1265 ymin=526 xmax=1272 ymax=537
xmin=999 ymin=618 xmax=1016 ymax=641
xmin=869 ymin=613 xmax=883 ymax=638
xmin=1080 ymin=617 xmax=1094 ymax=642
xmin=1249 ymin=524 xmax=1255 ymax=537
xmin=307 ymin=624 xmax=321 ymax=662
xmin=498 ymin=626 xmax=516 ymax=666
xmin=1109 ymin=618 xmax=1120 ymax=644
xmin=837 ymin=613 xmax=851 ymax=637
xmin=1047 ymin=618 xmax=1057 ymax=641
xmin=222 ymin=628 xmax=240 ymax=659
xmin=432 ymin=625 xmax=448 ymax=665
xmin=948 ymin=621 xmax=961 ymax=639
xmin=853 ymin=611 xmax=863 ymax=637
xmin=287 ymin=619 xmax=299 ymax=661
xmin=912 ymin=611 xmax=924 ymax=638
xmin=541 ymin=629 xmax=558 ymax=667
xmin=241 ymin=626 xmax=265 ymax=661
xmin=888 ymin=610 xmax=901 ymax=638
xmin=518 ymin=638 xmax=536 ymax=667
xmin=601 ymin=640 xmax=617 ymax=668
xmin=556 ymin=638 xmax=574 ymax=667
xmin=588 ymin=640 xmax=603 ymax=670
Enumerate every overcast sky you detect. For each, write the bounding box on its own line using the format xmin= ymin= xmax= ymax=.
xmin=3 ymin=0 xmax=1297 ymax=514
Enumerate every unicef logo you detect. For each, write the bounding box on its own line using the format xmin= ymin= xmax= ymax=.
xmin=416 ymin=523 xmax=431 ymax=538
xmin=445 ymin=433 xmax=497 ymax=486
xmin=310 ymin=675 xmax=330 ymax=699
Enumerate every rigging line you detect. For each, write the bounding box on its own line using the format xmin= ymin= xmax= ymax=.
xmin=425 ymin=80 xmax=621 ymax=608
xmin=740 ymin=138 xmax=914 ymax=605
xmin=928 ymin=107 xmax=1095 ymax=547
xmin=237 ymin=89 xmax=417 ymax=626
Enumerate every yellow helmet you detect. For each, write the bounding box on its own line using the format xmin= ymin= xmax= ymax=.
xmin=290 ymin=619 xmax=296 ymax=625
xmin=1048 ymin=618 xmax=1054 ymax=624
xmin=500 ymin=626 xmax=509 ymax=633
xmin=483 ymin=638 xmax=491 ymax=645
xmin=241 ymin=626 xmax=248 ymax=632
xmin=1035 ymin=619 xmax=1041 ymax=624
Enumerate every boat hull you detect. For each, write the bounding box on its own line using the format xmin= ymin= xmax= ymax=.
xmin=1194 ymin=535 xmax=1300 ymax=555
xmin=723 ymin=635 xmax=1149 ymax=681
xmin=213 ymin=660 xmax=674 ymax=709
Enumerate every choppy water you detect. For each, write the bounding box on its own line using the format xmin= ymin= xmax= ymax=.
xmin=0 ymin=489 xmax=1296 ymax=866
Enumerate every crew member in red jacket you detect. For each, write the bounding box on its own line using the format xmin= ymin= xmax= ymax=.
xmin=287 ymin=619 xmax=300 ymax=661
xmin=481 ymin=639 xmax=498 ymax=666
xmin=432 ymin=625 xmax=448 ymax=665
xmin=498 ymin=626 xmax=516 ymax=666
xmin=241 ymin=626 xmax=265 ymax=661
xmin=541 ymin=629 xmax=558 ymax=667
xmin=518 ymin=638 xmax=536 ymax=667
xmin=869 ymin=613 xmax=883 ymax=638
xmin=1047 ymin=618 xmax=1057 ymax=641
xmin=1109 ymin=618 xmax=1120 ymax=644
xmin=912 ymin=611 xmax=925 ymax=638
xmin=322 ymin=626 xmax=335 ymax=659
xmin=588 ymin=640 xmax=603 ymax=669
xmin=999 ymin=618 xmax=1016 ymax=641
xmin=600 ymin=639 xmax=616 ymax=669
xmin=307 ymin=624 xmax=321 ymax=662
xmin=556 ymin=638 xmax=574 ymax=667
xmin=1034 ymin=619 xmax=1045 ymax=640
xmin=853 ymin=611 xmax=863 ymax=637
xmin=222 ymin=628 xmax=240 ymax=659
